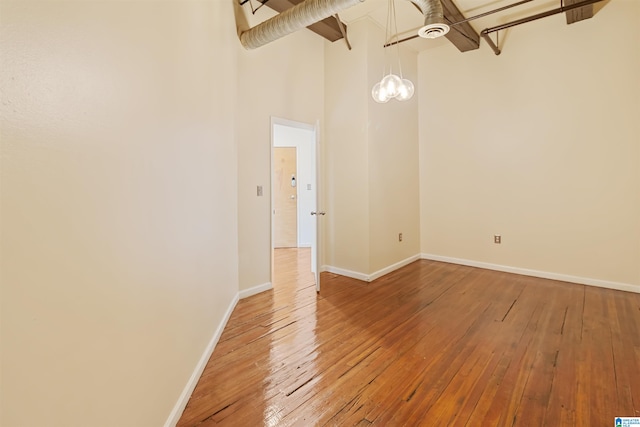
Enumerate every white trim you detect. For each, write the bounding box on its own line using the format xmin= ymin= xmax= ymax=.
xmin=369 ymin=254 xmax=421 ymax=282
xmin=323 ymin=265 xmax=370 ymax=282
xmin=420 ymin=253 xmax=640 ymax=294
xmin=271 ymin=116 xmax=316 ymax=131
xmin=165 ymin=281 xmax=274 ymax=426
xmin=164 ymin=292 xmax=240 ymax=427
xmin=239 ymin=282 xmax=273 ymax=299
xmin=323 ymin=254 xmax=422 ymax=283
xmin=270 ymin=116 xmax=318 ymax=289
xmin=165 ymin=254 xmax=639 ymax=427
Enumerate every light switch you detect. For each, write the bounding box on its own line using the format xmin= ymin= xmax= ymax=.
xmin=257 ymin=186 xmax=263 ymax=197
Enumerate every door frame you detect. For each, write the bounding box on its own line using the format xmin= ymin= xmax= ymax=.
xmin=270 ymin=116 xmax=319 ymax=285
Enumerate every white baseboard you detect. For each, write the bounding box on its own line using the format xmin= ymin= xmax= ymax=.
xmin=421 ymin=253 xmax=640 ymax=294
xmin=165 ymin=281 xmax=273 ymax=426
xmin=323 ymin=254 xmax=422 ymax=283
xmin=164 ymin=292 xmax=240 ymax=427
xmin=239 ymin=281 xmax=273 ymax=299
xmin=323 ymin=265 xmax=369 ymax=282
xmin=369 ymin=254 xmax=421 ymax=282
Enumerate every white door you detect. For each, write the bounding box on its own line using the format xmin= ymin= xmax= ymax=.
xmin=311 ymin=121 xmax=324 ymax=292
xmin=271 ymin=118 xmax=320 ymax=290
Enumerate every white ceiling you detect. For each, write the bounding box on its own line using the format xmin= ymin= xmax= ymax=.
xmin=336 ymin=0 xmax=563 ymax=51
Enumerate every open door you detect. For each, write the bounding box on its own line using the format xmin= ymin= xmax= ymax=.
xmin=310 ymin=121 xmax=324 ymax=293
xmin=271 ymin=117 xmax=320 ymax=291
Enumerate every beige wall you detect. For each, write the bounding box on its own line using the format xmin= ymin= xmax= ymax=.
xmin=367 ymin=21 xmax=420 ymax=273
xmin=3 ymin=1 xmax=637 ymax=425
xmin=325 ymin=19 xmax=371 ymax=274
xmin=236 ymin=8 xmax=325 ymax=291
xmin=419 ymin=0 xmax=640 ymax=288
xmin=325 ymin=19 xmax=421 ymax=277
xmin=0 ymin=1 xmax=238 ymax=426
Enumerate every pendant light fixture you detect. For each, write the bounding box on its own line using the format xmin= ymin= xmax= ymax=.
xmin=372 ymin=0 xmax=414 ymax=103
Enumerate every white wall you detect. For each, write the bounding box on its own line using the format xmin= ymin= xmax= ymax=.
xmin=325 ymin=18 xmax=421 ymax=278
xmin=0 ymin=1 xmax=238 ymax=426
xmin=236 ymin=8 xmax=325 ymax=292
xmin=419 ymin=0 xmax=640 ymax=288
xmin=273 ymin=123 xmax=316 ymax=247
xmin=4 ymin=1 xmax=636 ymax=425
xmin=325 ymin=19 xmax=372 ymax=275
xmin=367 ymin=19 xmax=421 ymax=274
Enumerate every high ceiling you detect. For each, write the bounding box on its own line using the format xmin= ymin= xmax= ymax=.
xmin=337 ymin=0 xmax=562 ymax=51
xmin=244 ymin=0 xmax=602 ymax=53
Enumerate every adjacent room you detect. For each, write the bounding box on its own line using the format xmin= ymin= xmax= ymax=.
xmin=1 ymin=0 xmax=638 ymax=425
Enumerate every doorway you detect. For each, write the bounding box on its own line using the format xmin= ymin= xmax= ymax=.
xmin=271 ymin=118 xmax=318 ymax=291
xmin=273 ymin=147 xmax=298 ymax=248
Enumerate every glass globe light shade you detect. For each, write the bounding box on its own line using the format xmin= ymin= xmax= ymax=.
xmin=395 ymin=80 xmax=407 ymax=100
xmin=380 ymin=73 xmax=402 ymax=98
xmin=371 ymin=82 xmax=390 ymax=103
xmin=396 ymin=79 xmax=415 ymax=101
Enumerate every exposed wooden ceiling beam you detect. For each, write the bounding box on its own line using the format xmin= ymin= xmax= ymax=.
xmin=564 ymin=0 xmax=594 ymax=24
xmin=260 ymin=0 xmax=479 ymax=51
xmin=264 ymin=0 xmax=345 ymax=42
xmin=441 ymin=0 xmax=480 ymax=52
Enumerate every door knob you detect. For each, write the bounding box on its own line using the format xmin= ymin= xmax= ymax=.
xmin=310 ymin=211 xmax=326 ymax=216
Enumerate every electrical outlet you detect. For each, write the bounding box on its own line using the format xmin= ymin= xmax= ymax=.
xmin=399 ymin=233 xmax=403 ymax=242
xmin=257 ymin=186 xmax=263 ymax=197
xmin=494 ymin=235 xmax=501 ymax=244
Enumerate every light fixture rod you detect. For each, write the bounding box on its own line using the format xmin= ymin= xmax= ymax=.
xmin=481 ymin=0 xmax=605 ymax=55
xmin=454 ymin=0 xmax=534 ymax=26
xmin=383 ymin=0 xmax=534 ymax=47
xmin=482 ymin=0 xmax=603 ymax=34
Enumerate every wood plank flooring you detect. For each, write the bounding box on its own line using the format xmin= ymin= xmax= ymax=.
xmin=177 ymin=249 xmax=640 ymax=426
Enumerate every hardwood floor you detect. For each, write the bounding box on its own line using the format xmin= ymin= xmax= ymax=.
xmin=178 ymin=250 xmax=640 ymax=426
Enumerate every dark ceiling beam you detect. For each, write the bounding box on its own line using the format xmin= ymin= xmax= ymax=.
xmin=441 ymin=0 xmax=480 ymax=52
xmin=564 ymin=0 xmax=594 ymax=24
xmin=260 ymin=0 xmax=481 ymax=50
xmin=480 ymin=0 xmax=604 ymax=55
xmin=264 ymin=0 xmax=345 ymax=42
